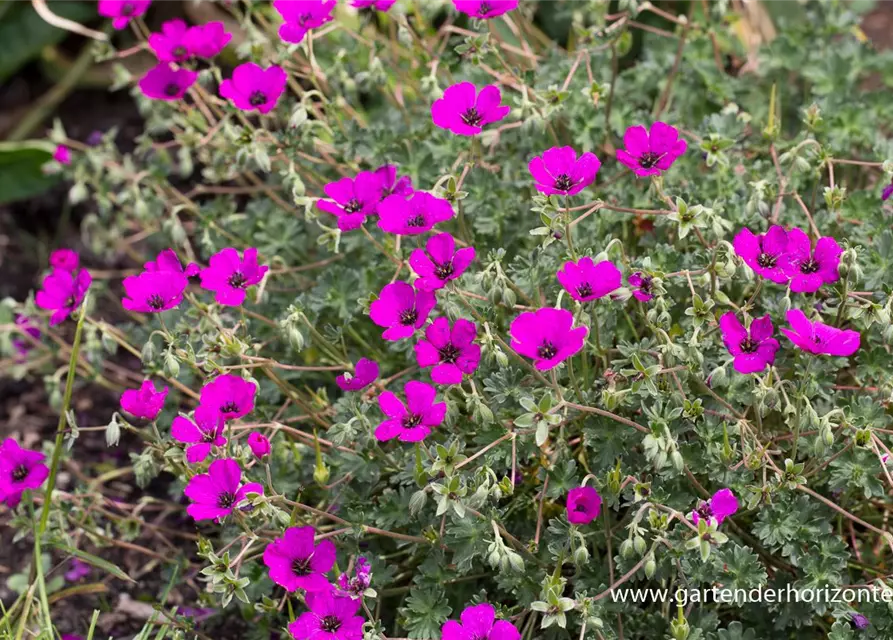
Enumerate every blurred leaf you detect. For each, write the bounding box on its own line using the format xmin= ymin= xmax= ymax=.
xmin=0 ymin=140 xmax=58 ymax=205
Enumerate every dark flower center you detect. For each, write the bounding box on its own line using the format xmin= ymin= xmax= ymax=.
xmin=121 ymin=2 xmax=135 ymax=15
xmin=461 ymin=107 xmax=483 ymax=127
xmin=217 ymin=491 xmax=236 ymax=509
xmin=478 ymin=2 xmax=492 ymax=15
xmin=228 ymin=272 xmax=247 ymax=288
xmin=402 ymin=413 xmax=423 ymax=428
xmin=696 ymin=502 xmax=712 ymax=520
xmin=172 ymin=45 xmax=188 ymax=58
xmin=739 ymin=337 xmax=758 ymax=354
xmin=12 ymin=465 xmax=29 ymax=482
xmin=291 ymin=557 xmax=312 ymax=576
xmin=575 ymin=501 xmax=588 ymax=512
xmin=439 ymin=343 xmax=461 ymax=364
xmin=164 ymin=83 xmax=181 ymax=97
xmin=399 ymin=309 xmax=418 ymax=326
xmin=298 ymin=13 xmax=312 ymax=26
xmin=147 ymin=294 xmax=166 ymax=310
xmin=800 ymin=258 xmax=819 ymax=274
xmin=434 ymin=261 xmax=454 ymax=280
xmin=320 ymin=616 xmax=342 ymax=633
xmin=756 ymin=253 xmax=776 ymax=268
xmin=220 ymin=401 xmax=240 ymax=415
xmin=406 ymin=214 xmax=427 ymax=227
xmin=65 ymin=296 xmax=77 ymax=308
xmin=538 ymin=341 xmax=558 ymax=360
xmin=203 ymin=430 xmax=216 ymax=444
xmin=638 ymin=152 xmax=662 ymax=169
xmin=554 ymin=174 xmax=574 ymax=191
xmin=248 ymin=91 xmax=267 ymax=107
xmin=638 ymin=276 xmax=653 ymax=293
xmin=576 ymin=283 xmax=593 ymax=298
xmin=344 ymin=198 xmax=363 ymax=214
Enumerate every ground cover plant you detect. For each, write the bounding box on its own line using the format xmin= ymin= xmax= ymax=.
xmin=3 ymin=0 xmax=893 ymax=638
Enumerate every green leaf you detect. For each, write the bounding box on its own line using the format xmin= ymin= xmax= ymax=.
xmin=0 ymin=140 xmax=59 ymax=205
xmin=50 ymin=544 xmax=136 ymax=584
xmin=0 ymin=1 xmax=95 ymax=81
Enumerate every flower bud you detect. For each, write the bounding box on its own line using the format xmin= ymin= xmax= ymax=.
xmin=247 ymin=432 xmax=271 ymax=459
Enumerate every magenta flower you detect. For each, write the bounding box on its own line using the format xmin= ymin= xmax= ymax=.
xmin=98 ymin=0 xmax=150 ymax=29
xmin=138 ymin=63 xmax=198 ymax=101
xmin=263 ymin=526 xmax=336 ymax=592
xmin=374 ymin=164 xmax=413 ymax=199
xmin=336 ymin=358 xmax=379 ymax=391
xmin=781 ymin=309 xmax=860 ymax=357
xmin=247 ymin=432 xmax=271 ymax=458
xmin=375 ymin=381 xmax=446 ymax=443
xmin=337 ymin=557 xmax=371 ymax=598
xmin=415 ymin=318 xmax=480 ymax=385
xmin=171 ymin=405 xmax=227 ymax=464
xmin=509 ymin=308 xmax=587 ymax=371
xmin=149 ymin=19 xmax=192 ymax=62
xmin=49 ymin=249 xmax=79 ymax=272
xmin=317 ymin=171 xmax=383 ymax=231
xmin=883 ymin=182 xmax=893 ymax=202
xmin=183 ymin=458 xmax=262 ymax=522
xmin=627 ymin=272 xmax=654 ymax=302
xmin=409 ymin=232 xmax=475 ymax=292
xmin=781 ymin=228 xmax=842 ymax=293
xmin=120 ymin=380 xmax=168 ymax=421
xmin=220 ymin=63 xmax=287 ymax=114
xmin=732 ymin=226 xmax=790 ymax=284
xmin=442 ymin=603 xmax=521 ymax=640
xmin=199 ymin=247 xmax=268 ymax=306
xmin=616 ymin=122 xmax=687 ymax=177
xmin=566 ymin=486 xmax=602 ymax=525
xmin=122 ymin=270 xmax=188 ymax=313
xmin=370 ymin=282 xmax=436 ymax=340
xmin=719 ymin=312 xmax=779 ymax=374
xmin=529 ymin=147 xmax=601 ymax=196
xmin=431 ymin=82 xmax=510 ymax=136
xmin=199 ymin=374 xmax=256 ymax=420
xmin=691 ymin=488 xmax=738 ymax=527
xmin=352 ymin=0 xmax=397 ymax=10
xmin=184 ymin=21 xmax=232 ymax=58
xmin=145 ymin=248 xmax=200 ymax=278
xmin=556 ymin=257 xmax=621 ymax=302
xmin=12 ymin=315 xmax=41 ymax=360
xmin=378 ymin=192 xmax=455 ymax=235
xmin=452 ymin=0 xmax=519 ymax=19
xmin=0 ymin=439 xmax=49 ymax=508
xmin=35 ymin=268 xmax=91 ymax=326
xmin=64 ymin=558 xmax=91 ymax=582
xmin=289 ymin=591 xmax=365 ymax=640
xmin=273 ymin=0 xmax=336 ymax=44
xmin=53 ymin=145 xmax=71 ymax=165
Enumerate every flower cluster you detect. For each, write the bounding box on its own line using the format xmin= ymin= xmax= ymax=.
xmin=35 ymin=249 xmax=91 ymax=326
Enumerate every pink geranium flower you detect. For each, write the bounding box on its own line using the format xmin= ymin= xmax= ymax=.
xmin=375 ymin=381 xmax=446 ymax=442
xmin=883 ymin=182 xmax=893 ymax=202
xmin=529 ymin=147 xmax=601 ymax=196
xmin=374 ymin=164 xmax=413 ymax=199
xmin=0 ymin=439 xmax=50 ymax=508
xmin=148 ymin=19 xmax=192 ymax=62
xmin=556 ymin=257 xmax=621 ymax=302
xmin=432 ymin=82 xmax=510 ymax=136
xmin=64 ymin=558 xmax=92 ymax=582
xmin=352 ymin=0 xmax=397 ymax=10
xmin=121 ymin=270 xmax=188 ymax=313
xmin=317 ymin=171 xmax=383 ymax=231
xmin=409 ymin=232 xmax=475 ymax=292
xmin=53 ymin=146 xmax=71 ymax=165
xmin=98 ymin=0 xmax=150 ymax=30
xmin=247 ymin=432 xmax=271 ymax=458
xmin=49 ymin=249 xmax=79 ymax=272
xmin=452 ymin=0 xmax=519 ymax=19
xmin=35 ymin=268 xmax=91 ymax=326
xmin=378 ymin=192 xmax=455 ymax=235
xmin=442 ymin=603 xmax=521 ymax=640
xmin=691 ymin=488 xmax=738 ymax=527
xmin=415 ymin=318 xmax=480 ymax=385
xmin=781 ymin=228 xmax=842 ymax=293
xmin=370 ymin=281 xmax=436 ymax=340
xmin=138 ymin=63 xmax=198 ymax=101
xmin=781 ymin=309 xmax=860 ymax=357
xmin=337 ymin=557 xmax=371 ymax=598
xmin=199 ymin=374 xmax=256 ymax=420
xmin=12 ymin=315 xmax=41 ymax=360
xmin=566 ymin=486 xmax=602 ymax=525
xmin=336 ymin=358 xmax=379 ymax=391
xmin=289 ymin=591 xmax=365 ymax=640
xmin=171 ymin=405 xmax=226 ymax=463
xmin=183 ymin=458 xmax=262 ymax=522
xmin=273 ymin=0 xmax=336 ymax=43
xmin=184 ymin=21 xmax=232 ymax=58
xmin=263 ymin=526 xmax=336 ymax=592
xmin=616 ymin=122 xmax=687 ymax=177
xmin=120 ymin=380 xmax=168 ymax=420
xmin=627 ymin=272 xmax=654 ymax=302
xmin=220 ymin=63 xmax=287 ymax=114
xmin=732 ymin=226 xmax=790 ymax=284
xmin=509 ymin=308 xmax=587 ymax=371
xmin=145 ymin=248 xmax=200 ymax=278
xmin=199 ymin=247 xmax=268 ymax=306
xmin=719 ymin=313 xmax=779 ymax=374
